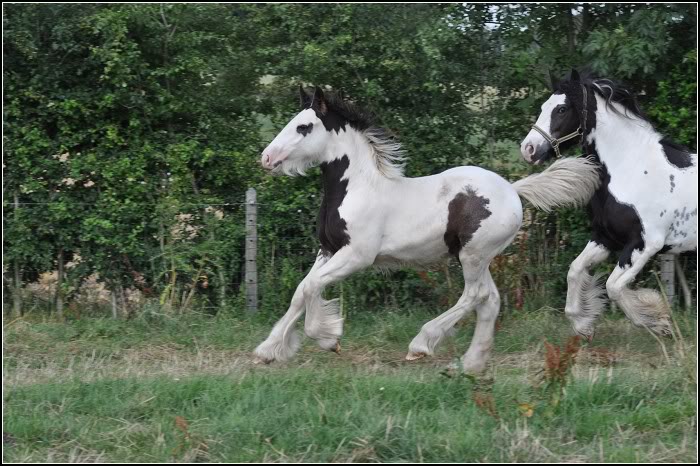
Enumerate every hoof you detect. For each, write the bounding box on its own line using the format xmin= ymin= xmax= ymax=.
xmin=331 ymin=342 xmax=341 ymax=354
xmin=405 ymin=351 xmax=427 ymax=361
xmin=653 ymin=320 xmax=673 ymax=337
xmin=253 ymin=356 xmax=273 ymax=365
xmin=572 ymin=324 xmax=594 ymax=342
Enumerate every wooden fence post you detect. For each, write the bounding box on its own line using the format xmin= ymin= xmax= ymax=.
xmin=245 ymin=188 xmax=258 ymax=313
xmin=12 ymin=193 xmax=23 ymax=318
xmin=659 ymin=253 xmax=675 ymax=307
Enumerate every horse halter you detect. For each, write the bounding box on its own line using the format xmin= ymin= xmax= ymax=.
xmin=531 ymin=85 xmax=589 ymax=159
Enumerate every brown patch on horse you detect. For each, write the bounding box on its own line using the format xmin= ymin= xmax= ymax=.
xmin=443 ymin=186 xmax=492 ymax=256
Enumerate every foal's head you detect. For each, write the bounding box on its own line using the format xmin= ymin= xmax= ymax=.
xmin=261 ymin=86 xmax=370 ymax=175
xmin=520 ymin=69 xmax=647 ymax=165
xmin=520 ymin=69 xmax=593 ymax=165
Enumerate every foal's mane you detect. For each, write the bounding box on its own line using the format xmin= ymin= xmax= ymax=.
xmin=324 ymin=92 xmax=407 ymax=178
xmin=556 ymin=72 xmax=646 ymax=122
xmin=557 ymin=72 xmax=694 ymax=154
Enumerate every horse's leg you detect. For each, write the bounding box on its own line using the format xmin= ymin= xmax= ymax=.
xmin=406 ymin=256 xmax=491 ymax=361
xmin=254 ymin=251 xmax=329 ymax=363
xmin=303 ymin=246 xmax=373 ymax=351
xmin=564 ymin=241 xmax=610 ymax=338
xmin=461 ymin=269 xmax=500 ymax=373
xmin=605 ymin=240 xmax=672 ymax=335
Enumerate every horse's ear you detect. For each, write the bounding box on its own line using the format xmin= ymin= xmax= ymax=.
xmin=299 ymin=84 xmax=311 ymax=109
xmin=570 ymin=68 xmax=581 ymax=82
xmin=548 ymin=69 xmax=557 ymax=90
xmin=312 ymin=86 xmax=328 ymax=113
xmin=313 ymin=86 xmax=325 ymax=102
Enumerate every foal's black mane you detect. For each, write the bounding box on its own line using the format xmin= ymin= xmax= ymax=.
xmin=322 ymin=92 xmax=378 ymax=132
xmin=555 ymin=72 xmax=646 ymax=122
xmin=556 ymin=71 xmax=693 ymax=154
xmin=303 ymin=87 xmax=407 ymax=177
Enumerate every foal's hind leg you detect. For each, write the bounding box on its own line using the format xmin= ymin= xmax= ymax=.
xmin=606 ymin=240 xmax=671 ymax=335
xmin=407 ymin=258 xmax=491 ymax=361
xmin=461 ymin=269 xmax=500 ymax=373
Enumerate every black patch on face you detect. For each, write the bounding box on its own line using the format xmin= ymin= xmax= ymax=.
xmin=585 ymin=143 xmax=645 ymax=268
xmin=296 ymin=123 xmax=313 ymax=137
xmin=534 ymin=84 xmax=597 ymax=164
xmin=443 ymin=186 xmax=492 ymax=257
xmin=300 ymin=87 xmax=349 ymax=135
xmin=318 ymin=155 xmax=351 ymax=255
xmin=670 ymin=174 xmax=675 ymax=193
xmin=660 ymin=138 xmax=693 ymax=169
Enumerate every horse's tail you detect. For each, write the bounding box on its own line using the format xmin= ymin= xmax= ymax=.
xmin=512 ymin=157 xmax=600 ymax=212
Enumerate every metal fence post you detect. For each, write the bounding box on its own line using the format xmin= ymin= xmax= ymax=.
xmin=659 ymin=253 xmax=675 ymax=306
xmin=245 ymin=188 xmax=258 ymax=313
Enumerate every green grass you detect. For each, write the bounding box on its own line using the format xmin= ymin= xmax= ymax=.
xmin=3 ymin=308 xmax=697 ymax=462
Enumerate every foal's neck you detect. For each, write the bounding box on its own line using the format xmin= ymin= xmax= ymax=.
xmin=322 ymin=128 xmax=388 ymax=185
xmin=589 ymin=96 xmax=659 ymax=169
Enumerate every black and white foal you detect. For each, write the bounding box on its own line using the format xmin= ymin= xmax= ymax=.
xmin=521 ymin=70 xmax=697 ymax=338
xmin=256 ymin=86 xmax=599 ymax=373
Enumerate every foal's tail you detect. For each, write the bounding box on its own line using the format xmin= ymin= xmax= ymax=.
xmin=512 ymin=157 xmax=601 ymax=212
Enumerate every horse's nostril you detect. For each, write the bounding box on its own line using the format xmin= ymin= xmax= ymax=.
xmin=526 ymin=144 xmax=535 ymax=156
xmin=262 ymin=154 xmax=270 ymax=166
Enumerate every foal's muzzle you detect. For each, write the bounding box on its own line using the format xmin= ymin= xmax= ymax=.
xmin=260 ymin=147 xmax=288 ymax=170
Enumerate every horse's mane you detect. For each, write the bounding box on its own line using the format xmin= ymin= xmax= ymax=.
xmin=557 ymin=71 xmax=694 ymax=154
xmin=324 ymin=92 xmax=407 ymax=178
xmin=556 ymin=72 xmax=647 ymax=122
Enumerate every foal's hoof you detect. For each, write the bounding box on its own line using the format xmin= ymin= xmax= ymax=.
xmin=331 ymin=342 xmax=341 ymax=354
xmin=253 ymin=356 xmax=273 ymax=365
xmin=405 ymin=351 xmax=427 ymax=361
xmin=652 ymin=319 xmax=673 ymax=337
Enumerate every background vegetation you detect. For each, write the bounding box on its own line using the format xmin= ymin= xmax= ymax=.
xmin=3 ymin=3 xmax=697 ymax=318
xmin=3 ymin=4 xmax=697 ymax=463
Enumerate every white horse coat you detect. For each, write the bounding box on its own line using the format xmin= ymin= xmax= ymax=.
xmin=255 ymin=86 xmax=599 ymax=372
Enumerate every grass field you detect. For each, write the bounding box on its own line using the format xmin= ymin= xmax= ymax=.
xmin=3 ymin=307 xmax=697 ymax=462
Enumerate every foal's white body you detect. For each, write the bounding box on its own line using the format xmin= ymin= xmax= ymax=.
xmin=346 ymin=168 xmax=523 ymax=268
xmin=591 ymin=109 xmax=697 ymax=253
xmin=256 ymin=88 xmax=599 ymax=372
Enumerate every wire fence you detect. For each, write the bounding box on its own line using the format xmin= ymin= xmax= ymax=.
xmin=4 ymin=189 xmax=697 ymax=319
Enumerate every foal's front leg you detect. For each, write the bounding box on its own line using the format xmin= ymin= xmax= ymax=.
xmin=254 ymin=251 xmax=329 ymax=363
xmin=564 ymin=241 xmax=610 ymax=338
xmin=303 ymin=246 xmax=374 ymax=351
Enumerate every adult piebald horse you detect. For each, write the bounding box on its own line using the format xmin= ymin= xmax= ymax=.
xmin=520 ymin=70 xmax=697 ymax=338
xmin=255 ymin=86 xmax=599 ymax=373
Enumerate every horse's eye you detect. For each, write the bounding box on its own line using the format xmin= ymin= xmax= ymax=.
xmin=558 ymin=106 xmax=567 ymax=114
xmin=296 ymin=123 xmax=313 ymax=135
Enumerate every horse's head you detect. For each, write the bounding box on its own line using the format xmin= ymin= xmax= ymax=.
xmin=261 ymin=86 xmax=347 ymax=175
xmin=520 ymin=69 xmax=591 ymax=165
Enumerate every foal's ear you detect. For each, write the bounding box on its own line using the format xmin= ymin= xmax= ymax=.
xmin=299 ymin=84 xmax=311 ymax=109
xmin=548 ymin=69 xmax=558 ymax=91
xmin=570 ymin=68 xmax=581 ymax=82
xmin=311 ymin=86 xmax=328 ymax=114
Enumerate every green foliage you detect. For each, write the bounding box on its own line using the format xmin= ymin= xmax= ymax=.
xmin=3 ymin=4 xmax=696 ymax=316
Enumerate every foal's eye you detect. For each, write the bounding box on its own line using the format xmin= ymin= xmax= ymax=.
xmin=296 ymin=123 xmax=313 ymax=135
xmin=558 ymin=106 xmax=568 ymax=114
